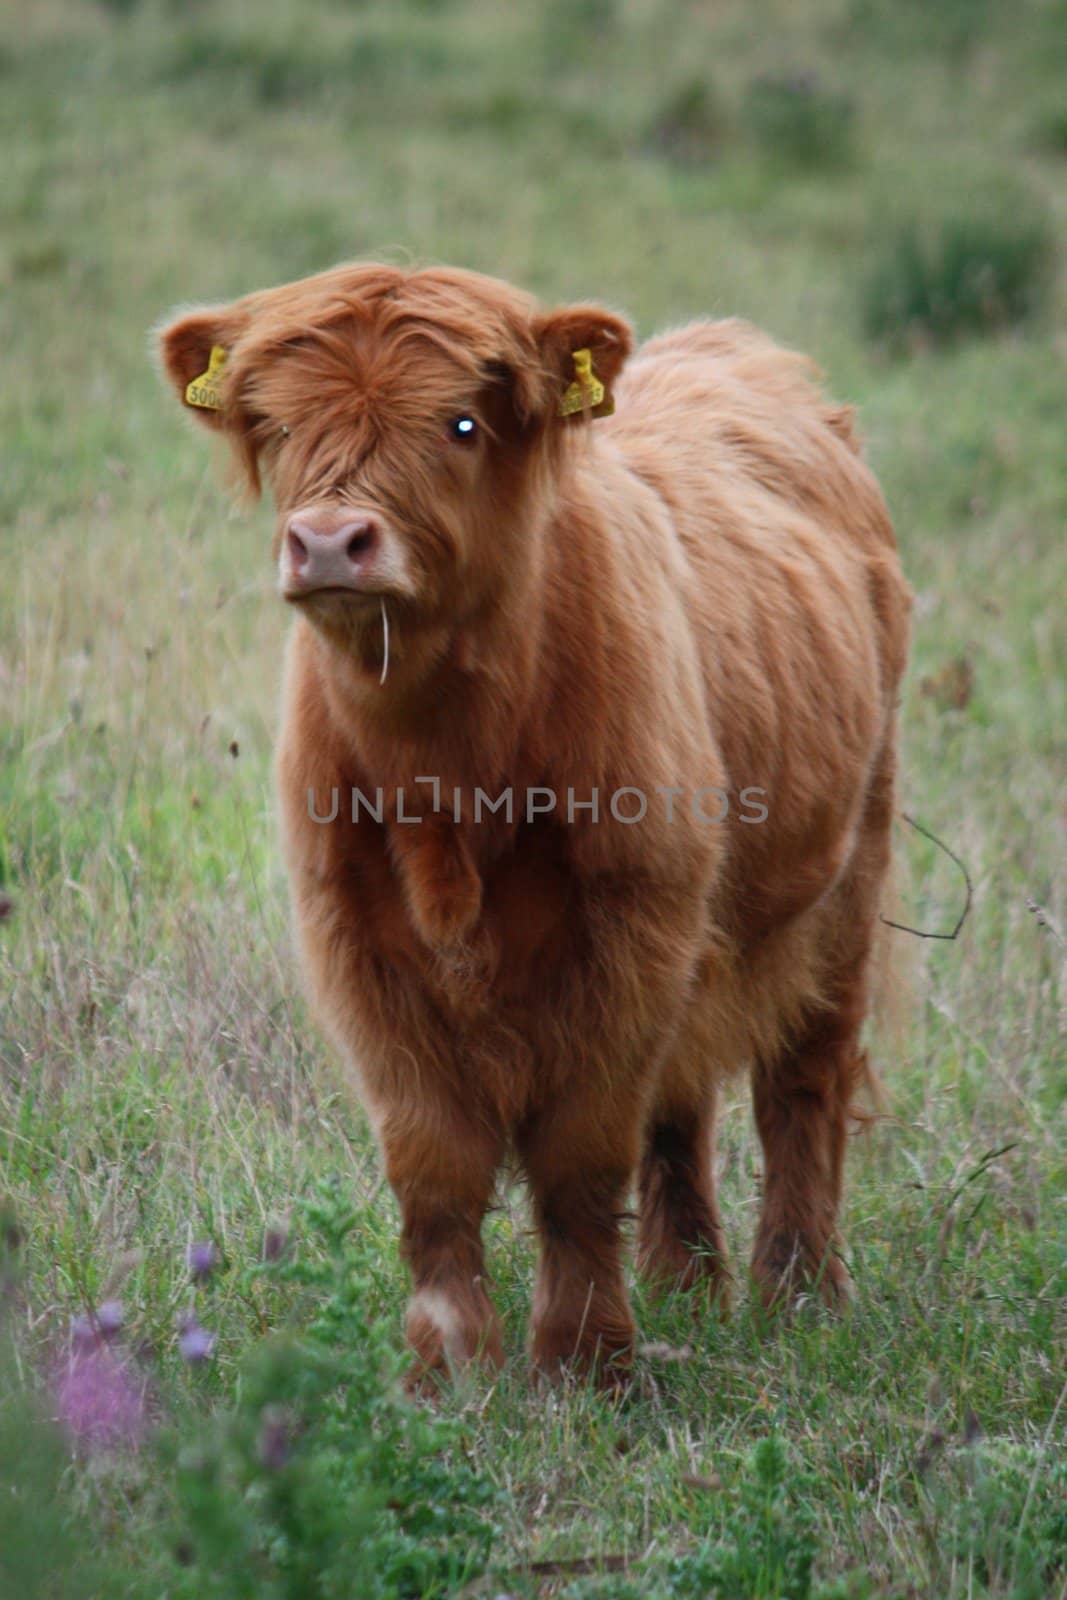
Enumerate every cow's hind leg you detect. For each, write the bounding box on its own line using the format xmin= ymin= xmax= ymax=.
xmin=751 ymin=868 xmax=888 ymax=1310
xmin=751 ymin=990 xmax=866 ymax=1308
xmin=752 ymin=746 xmax=894 ymax=1309
xmin=637 ymin=1077 xmax=731 ymax=1305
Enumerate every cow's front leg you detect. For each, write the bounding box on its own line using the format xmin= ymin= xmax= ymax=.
xmin=517 ymin=1097 xmax=640 ymax=1390
xmin=379 ymin=1099 xmax=505 ymax=1389
xmin=516 ymin=873 xmax=708 ymax=1388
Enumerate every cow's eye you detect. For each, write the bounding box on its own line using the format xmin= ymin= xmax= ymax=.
xmin=448 ymin=415 xmax=478 ymax=445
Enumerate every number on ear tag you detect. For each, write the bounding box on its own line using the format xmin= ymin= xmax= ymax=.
xmin=185 ymin=345 xmax=228 ymax=411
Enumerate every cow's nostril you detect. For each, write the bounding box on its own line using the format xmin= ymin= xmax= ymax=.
xmin=346 ymin=526 xmax=376 ymax=561
xmin=287 ymin=528 xmax=309 ymax=569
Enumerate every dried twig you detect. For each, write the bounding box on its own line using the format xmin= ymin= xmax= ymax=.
xmin=880 ymin=811 xmax=972 ymax=940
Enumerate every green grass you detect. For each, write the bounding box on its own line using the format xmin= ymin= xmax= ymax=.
xmin=1 ymin=0 xmax=1065 ymax=1594
xmin=863 ymin=197 xmax=1054 ymax=350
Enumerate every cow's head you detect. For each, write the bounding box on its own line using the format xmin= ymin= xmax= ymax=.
xmin=157 ymin=264 xmax=631 ymax=662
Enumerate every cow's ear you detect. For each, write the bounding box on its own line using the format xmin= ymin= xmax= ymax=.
xmin=155 ymin=304 xmax=249 ymax=434
xmin=533 ymin=304 xmax=633 ymax=424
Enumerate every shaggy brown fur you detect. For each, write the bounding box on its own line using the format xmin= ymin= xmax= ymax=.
xmin=159 ymin=263 xmax=911 ymax=1387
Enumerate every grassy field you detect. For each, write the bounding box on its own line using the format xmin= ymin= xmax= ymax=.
xmin=2 ymin=0 xmax=1066 ymax=1594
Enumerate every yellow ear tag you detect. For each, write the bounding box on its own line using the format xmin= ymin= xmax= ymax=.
xmin=558 ymin=347 xmax=614 ymax=419
xmin=185 ymin=345 xmax=228 ymax=411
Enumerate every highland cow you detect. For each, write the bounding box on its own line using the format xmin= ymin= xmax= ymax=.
xmin=159 ymin=263 xmax=911 ymax=1387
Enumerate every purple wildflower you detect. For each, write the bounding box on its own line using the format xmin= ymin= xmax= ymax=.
xmin=55 ymin=1345 xmax=145 ymax=1451
xmin=70 ymin=1300 xmax=124 ymax=1349
xmin=187 ymin=1239 xmax=218 ymax=1283
xmin=71 ymin=1313 xmax=98 ymax=1352
xmin=178 ymin=1314 xmax=216 ymax=1364
xmin=96 ymin=1299 xmax=124 ymax=1337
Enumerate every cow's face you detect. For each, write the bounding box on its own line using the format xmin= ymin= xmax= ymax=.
xmin=158 ymin=265 xmax=630 ymax=656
